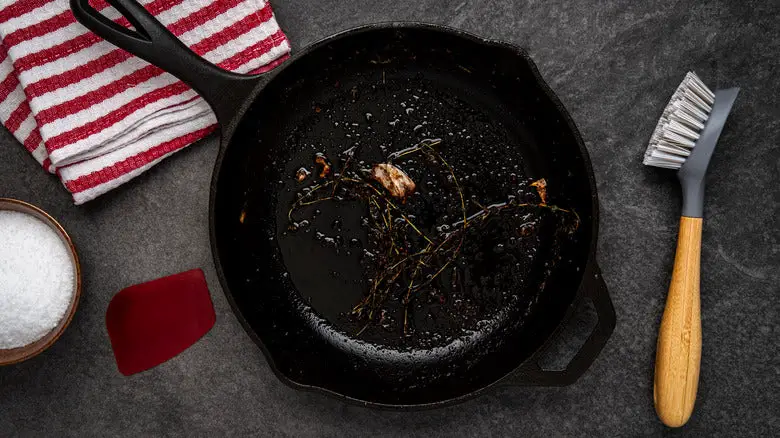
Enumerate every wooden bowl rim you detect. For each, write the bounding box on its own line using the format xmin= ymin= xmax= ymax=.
xmin=0 ymin=198 xmax=82 ymax=366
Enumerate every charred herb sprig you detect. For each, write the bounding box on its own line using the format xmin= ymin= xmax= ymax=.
xmin=287 ymin=139 xmax=579 ymax=336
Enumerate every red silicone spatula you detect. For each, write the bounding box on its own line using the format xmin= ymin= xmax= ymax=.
xmin=106 ymin=269 xmax=215 ymax=376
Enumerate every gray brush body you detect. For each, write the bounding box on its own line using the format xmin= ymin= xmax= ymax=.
xmin=678 ymin=88 xmax=740 ymax=217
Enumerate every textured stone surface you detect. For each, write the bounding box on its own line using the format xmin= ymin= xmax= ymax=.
xmin=1 ymin=0 xmax=778 ymax=436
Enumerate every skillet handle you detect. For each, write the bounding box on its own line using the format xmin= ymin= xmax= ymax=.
xmin=70 ymin=0 xmax=258 ymax=125
xmin=502 ymin=262 xmax=616 ymax=386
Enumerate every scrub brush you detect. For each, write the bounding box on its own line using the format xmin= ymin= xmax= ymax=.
xmin=643 ymin=72 xmax=739 ymax=427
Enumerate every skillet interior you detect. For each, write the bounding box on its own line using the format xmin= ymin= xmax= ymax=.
xmin=212 ymin=26 xmax=595 ymax=406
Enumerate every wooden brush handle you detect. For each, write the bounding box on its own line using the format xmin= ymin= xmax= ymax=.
xmin=654 ymin=216 xmax=702 ymax=427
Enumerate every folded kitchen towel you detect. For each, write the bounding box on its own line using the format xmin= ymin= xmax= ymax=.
xmin=0 ymin=0 xmax=289 ymax=204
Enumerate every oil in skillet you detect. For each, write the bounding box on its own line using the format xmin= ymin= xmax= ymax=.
xmin=276 ymin=72 xmax=551 ymax=349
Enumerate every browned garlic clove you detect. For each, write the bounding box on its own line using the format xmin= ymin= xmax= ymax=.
xmin=371 ymin=163 xmax=416 ymax=201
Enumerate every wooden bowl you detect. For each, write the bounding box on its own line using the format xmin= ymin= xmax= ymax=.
xmin=0 ymin=198 xmax=81 ymax=366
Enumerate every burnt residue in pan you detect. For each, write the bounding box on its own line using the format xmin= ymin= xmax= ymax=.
xmin=274 ymin=65 xmax=578 ymax=350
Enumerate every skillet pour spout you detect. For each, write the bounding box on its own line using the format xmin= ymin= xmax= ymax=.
xmin=72 ymin=0 xmax=615 ymax=408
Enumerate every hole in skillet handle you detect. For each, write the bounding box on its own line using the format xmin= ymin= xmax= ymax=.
xmin=500 ymin=262 xmax=616 ymax=386
xmin=71 ymin=0 xmax=154 ymax=46
xmin=537 ymin=298 xmax=598 ymax=371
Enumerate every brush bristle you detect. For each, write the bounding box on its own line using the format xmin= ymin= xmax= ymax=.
xmin=643 ymin=72 xmax=716 ymax=169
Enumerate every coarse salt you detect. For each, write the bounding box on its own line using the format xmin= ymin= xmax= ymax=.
xmin=0 ymin=211 xmax=75 ymax=349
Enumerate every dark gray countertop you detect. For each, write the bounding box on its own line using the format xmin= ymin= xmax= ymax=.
xmin=1 ymin=0 xmax=778 ymax=436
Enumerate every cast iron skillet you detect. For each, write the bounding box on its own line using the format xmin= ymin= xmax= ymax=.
xmin=72 ymin=0 xmax=616 ymax=408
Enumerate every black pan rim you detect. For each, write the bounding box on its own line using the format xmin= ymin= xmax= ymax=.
xmin=208 ymin=21 xmax=602 ymax=409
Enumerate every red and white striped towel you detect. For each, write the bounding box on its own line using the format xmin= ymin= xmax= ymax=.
xmin=0 ymin=0 xmax=289 ymax=204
